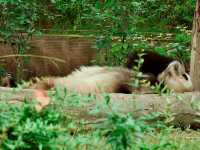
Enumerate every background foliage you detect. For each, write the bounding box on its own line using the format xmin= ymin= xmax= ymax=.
xmin=0 ymin=0 xmax=195 ymax=69
xmin=0 ymin=1 xmax=199 ymax=149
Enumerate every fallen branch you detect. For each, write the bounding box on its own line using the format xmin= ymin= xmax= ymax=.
xmin=0 ymin=54 xmax=66 ymax=63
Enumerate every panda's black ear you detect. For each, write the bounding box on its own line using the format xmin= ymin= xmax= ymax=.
xmin=173 ymin=63 xmax=181 ymax=75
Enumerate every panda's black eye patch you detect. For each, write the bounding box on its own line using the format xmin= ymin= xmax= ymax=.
xmin=173 ymin=64 xmax=181 ymax=75
xmin=168 ymin=71 xmax=172 ymax=77
xmin=174 ymin=64 xmax=179 ymax=71
xmin=182 ymin=74 xmax=188 ymax=80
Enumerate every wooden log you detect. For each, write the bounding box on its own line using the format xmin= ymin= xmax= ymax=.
xmin=0 ymin=87 xmax=200 ymax=128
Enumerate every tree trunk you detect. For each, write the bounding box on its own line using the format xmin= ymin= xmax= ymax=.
xmin=1 ymin=87 xmax=200 ymax=129
xmin=190 ymin=0 xmax=200 ymax=91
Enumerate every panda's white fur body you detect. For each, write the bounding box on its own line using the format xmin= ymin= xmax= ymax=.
xmin=30 ymin=61 xmax=193 ymax=94
xmin=31 ymin=66 xmax=132 ymax=94
xmin=55 ymin=66 xmax=131 ymax=94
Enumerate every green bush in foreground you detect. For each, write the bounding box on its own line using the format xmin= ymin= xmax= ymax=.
xmin=0 ymin=89 xmax=200 ymax=150
xmin=0 ymin=101 xmax=62 ymax=149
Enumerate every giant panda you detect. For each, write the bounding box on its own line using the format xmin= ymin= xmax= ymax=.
xmin=29 ymin=60 xmax=193 ymax=94
xmin=0 ymin=51 xmax=193 ymax=94
xmin=20 ymin=60 xmax=193 ymax=111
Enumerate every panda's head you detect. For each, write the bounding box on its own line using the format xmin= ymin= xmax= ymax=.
xmin=157 ymin=61 xmax=193 ymax=92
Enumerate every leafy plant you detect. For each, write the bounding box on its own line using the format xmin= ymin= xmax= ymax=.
xmin=49 ymin=0 xmax=87 ymax=30
xmin=151 ymin=82 xmax=172 ymax=95
xmin=0 ymin=0 xmax=43 ymax=82
xmin=84 ymin=1 xmax=142 ymax=66
xmin=130 ymin=51 xmax=146 ymax=89
xmin=0 ymin=101 xmax=62 ymax=149
xmin=1 ymin=87 xmax=200 ymax=149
